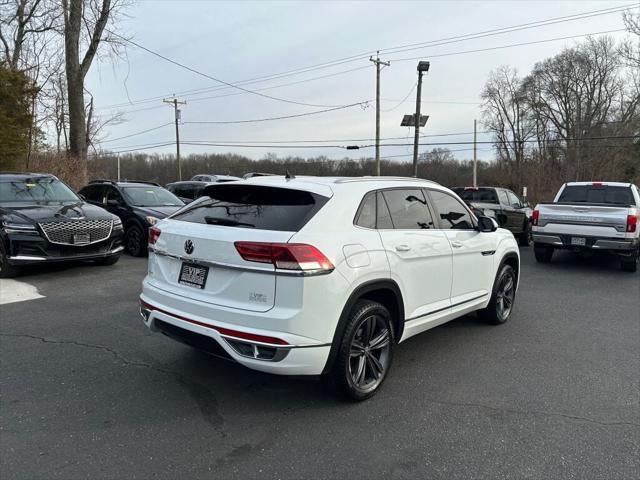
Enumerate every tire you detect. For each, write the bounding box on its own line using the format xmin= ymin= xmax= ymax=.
xmin=534 ymin=244 xmax=553 ymax=263
xmin=479 ymin=264 xmax=517 ymax=325
xmin=327 ymin=300 xmax=394 ymax=401
xmin=94 ymin=254 xmax=120 ymax=266
xmin=518 ymin=223 xmax=531 ymax=247
xmin=0 ymin=242 xmax=20 ymax=278
xmin=620 ymin=248 xmax=638 ymax=273
xmin=125 ymin=224 xmax=146 ymax=257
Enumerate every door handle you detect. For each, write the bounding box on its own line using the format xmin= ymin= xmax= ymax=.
xmin=451 ymin=241 xmax=463 ymax=248
xmin=395 ymin=244 xmax=411 ymax=252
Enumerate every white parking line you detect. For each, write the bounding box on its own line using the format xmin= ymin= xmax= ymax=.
xmin=0 ymin=279 xmax=45 ymax=305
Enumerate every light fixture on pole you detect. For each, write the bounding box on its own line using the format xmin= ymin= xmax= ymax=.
xmin=411 ymin=61 xmax=430 ymax=177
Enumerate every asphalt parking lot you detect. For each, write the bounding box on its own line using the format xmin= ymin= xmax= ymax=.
xmin=1 ymin=249 xmax=638 ymax=480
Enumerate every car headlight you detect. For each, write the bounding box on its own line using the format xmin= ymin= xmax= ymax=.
xmin=113 ymin=218 xmax=123 ymax=230
xmin=2 ymin=222 xmax=39 ymax=234
xmin=145 ymin=216 xmax=160 ymax=226
xmin=483 ymin=209 xmax=496 ymax=218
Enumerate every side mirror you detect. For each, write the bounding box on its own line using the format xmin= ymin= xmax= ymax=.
xmin=522 ymin=200 xmax=529 ymax=208
xmin=477 ymin=216 xmax=499 ymax=233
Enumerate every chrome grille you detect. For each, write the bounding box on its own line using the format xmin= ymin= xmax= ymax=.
xmin=38 ymin=219 xmax=113 ymax=245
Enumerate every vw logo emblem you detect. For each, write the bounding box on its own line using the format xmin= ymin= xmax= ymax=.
xmin=184 ymin=239 xmax=194 ymax=255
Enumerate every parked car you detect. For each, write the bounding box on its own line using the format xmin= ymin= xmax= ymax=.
xmin=242 ymin=172 xmax=275 ymax=179
xmin=78 ymin=180 xmax=184 ymax=257
xmin=190 ymin=174 xmax=242 ymax=182
xmin=0 ymin=173 xmax=123 ymax=278
xmin=452 ymin=186 xmax=533 ymax=246
xmin=165 ymin=181 xmax=212 ymax=204
xmin=139 ymin=176 xmax=520 ymax=400
xmin=532 ymin=181 xmax=640 ymax=272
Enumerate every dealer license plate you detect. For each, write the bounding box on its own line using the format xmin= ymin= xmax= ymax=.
xmin=178 ymin=262 xmax=209 ymax=289
xmin=571 ymin=237 xmax=586 ymax=246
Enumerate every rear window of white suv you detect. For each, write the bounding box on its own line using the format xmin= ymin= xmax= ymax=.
xmin=171 ymin=185 xmax=329 ymax=231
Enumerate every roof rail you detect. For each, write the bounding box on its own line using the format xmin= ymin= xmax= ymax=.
xmin=334 ymin=176 xmax=438 ymax=185
xmin=89 ymin=179 xmax=161 ymax=187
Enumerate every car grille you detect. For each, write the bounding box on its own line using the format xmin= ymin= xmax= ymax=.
xmin=38 ymin=219 xmax=113 ymax=245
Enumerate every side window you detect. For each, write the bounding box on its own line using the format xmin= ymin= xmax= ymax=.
xmin=507 ymin=190 xmax=522 ymax=208
xmin=376 ymin=191 xmax=394 ymax=229
xmin=429 ymin=190 xmax=475 ymax=230
xmin=497 ymin=189 xmax=509 ymax=206
xmin=381 ymin=189 xmax=433 ymax=230
xmin=82 ymin=185 xmax=104 ymax=203
xmin=105 ymin=186 xmax=124 ymax=205
xmin=355 ymin=192 xmax=376 ymax=229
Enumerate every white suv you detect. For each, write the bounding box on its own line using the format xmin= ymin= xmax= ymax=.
xmin=140 ymin=176 xmax=520 ymax=400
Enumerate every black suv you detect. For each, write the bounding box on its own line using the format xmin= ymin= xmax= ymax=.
xmin=79 ymin=180 xmax=184 ymax=256
xmin=0 ymin=173 xmax=124 ymax=278
xmin=452 ymin=186 xmax=533 ymax=246
xmin=165 ymin=180 xmax=212 ymax=204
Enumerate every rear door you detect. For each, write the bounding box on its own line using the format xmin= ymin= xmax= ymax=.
xmin=377 ymin=188 xmax=453 ymax=319
xmin=147 ymin=184 xmax=330 ymax=312
xmin=428 ymin=188 xmax=495 ymax=305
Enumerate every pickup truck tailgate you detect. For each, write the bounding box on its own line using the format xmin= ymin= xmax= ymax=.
xmin=536 ymin=204 xmax=630 ymax=235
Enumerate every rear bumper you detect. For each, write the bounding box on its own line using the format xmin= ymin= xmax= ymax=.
xmin=533 ymin=233 xmax=638 ymax=252
xmin=139 ymin=287 xmax=331 ymax=375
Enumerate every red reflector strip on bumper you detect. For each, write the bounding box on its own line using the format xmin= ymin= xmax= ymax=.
xmin=139 ymin=298 xmax=289 ymax=346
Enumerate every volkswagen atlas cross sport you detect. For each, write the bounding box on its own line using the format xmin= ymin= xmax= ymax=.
xmin=139 ymin=176 xmax=520 ymax=400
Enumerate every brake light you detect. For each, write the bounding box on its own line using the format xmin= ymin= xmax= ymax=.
xmin=627 ymin=214 xmax=638 ymax=233
xmin=148 ymin=226 xmax=161 ymax=245
xmin=532 ymin=209 xmax=539 ymax=226
xmin=234 ymin=242 xmax=334 ymax=272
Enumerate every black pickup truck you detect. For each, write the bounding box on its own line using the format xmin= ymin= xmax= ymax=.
xmin=452 ymin=186 xmax=533 ymax=246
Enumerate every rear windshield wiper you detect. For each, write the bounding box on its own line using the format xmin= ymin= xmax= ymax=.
xmin=204 ymin=216 xmax=255 ymax=228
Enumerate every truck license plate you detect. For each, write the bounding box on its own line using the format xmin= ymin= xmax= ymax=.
xmin=571 ymin=237 xmax=586 ymax=246
xmin=178 ymin=263 xmax=209 ymax=289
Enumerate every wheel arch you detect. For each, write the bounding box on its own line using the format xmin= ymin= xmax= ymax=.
xmin=498 ymin=250 xmax=520 ymax=287
xmin=321 ymin=279 xmax=404 ymax=375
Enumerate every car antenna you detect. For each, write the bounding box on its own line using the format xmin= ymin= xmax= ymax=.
xmin=285 ymin=169 xmax=295 ymax=180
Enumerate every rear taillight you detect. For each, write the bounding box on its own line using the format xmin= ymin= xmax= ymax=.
xmin=148 ymin=226 xmax=161 ymax=245
xmin=532 ymin=209 xmax=539 ymax=226
xmin=627 ymin=214 xmax=638 ymax=233
xmin=234 ymin=242 xmax=334 ymax=273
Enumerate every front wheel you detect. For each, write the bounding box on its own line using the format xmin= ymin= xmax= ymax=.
xmin=518 ymin=223 xmax=532 ymax=247
xmin=125 ymin=225 xmax=146 ymax=257
xmin=479 ymin=264 xmax=517 ymax=325
xmin=327 ymin=300 xmax=394 ymax=401
xmin=0 ymin=243 xmax=20 ymax=278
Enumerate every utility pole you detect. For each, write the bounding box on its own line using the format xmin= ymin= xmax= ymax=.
xmin=163 ymin=98 xmax=186 ymax=180
xmin=473 ymin=119 xmax=477 ymax=187
xmin=370 ymin=51 xmax=390 ymax=176
xmin=412 ymin=61 xmax=430 ymax=177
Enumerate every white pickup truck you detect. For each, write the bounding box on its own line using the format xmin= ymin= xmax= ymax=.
xmin=532 ymin=182 xmax=640 ymax=272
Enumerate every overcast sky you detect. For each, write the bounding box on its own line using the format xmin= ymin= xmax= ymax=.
xmin=88 ymin=0 xmax=636 ymax=163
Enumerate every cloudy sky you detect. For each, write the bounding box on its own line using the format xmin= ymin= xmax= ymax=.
xmin=88 ymin=0 xmax=636 ymax=162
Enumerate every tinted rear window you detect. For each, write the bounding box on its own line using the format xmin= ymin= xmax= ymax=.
xmin=558 ymin=185 xmax=633 ymax=205
xmin=172 ymin=185 xmax=329 ymax=231
xmin=452 ymin=188 xmax=499 ymax=204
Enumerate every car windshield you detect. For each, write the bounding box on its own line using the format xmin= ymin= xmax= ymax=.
xmin=0 ymin=177 xmax=79 ymax=204
xmin=558 ymin=185 xmax=633 ymax=205
xmin=453 ymin=188 xmax=499 ymax=204
xmin=122 ymin=186 xmax=183 ymax=207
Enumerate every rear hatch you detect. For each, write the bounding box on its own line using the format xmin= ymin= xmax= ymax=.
xmin=146 ymin=183 xmax=331 ymax=312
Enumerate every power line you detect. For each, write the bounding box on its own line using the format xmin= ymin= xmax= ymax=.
xmin=183 ymin=102 xmax=370 ymax=125
xmin=388 ymin=28 xmax=628 ymax=62
xmin=98 ymin=4 xmax=634 ymax=111
xmin=109 ymin=31 xmax=366 ymax=109
xmin=100 ymin=122 xmax=173 ymax=143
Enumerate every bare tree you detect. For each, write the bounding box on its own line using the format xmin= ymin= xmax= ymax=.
xmin=61 ymin=0 xmax=128 ymax=182
xmin=481 ymin=66 xmax=535 ymax=187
